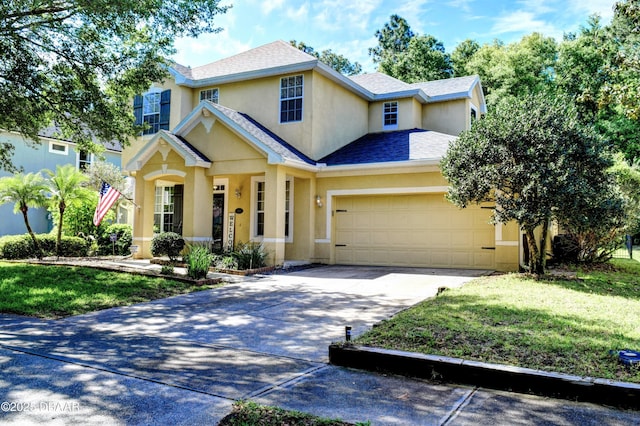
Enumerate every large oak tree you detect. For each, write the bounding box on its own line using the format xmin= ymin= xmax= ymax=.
xmin=0 ymin=0 xmax=229 ymax=172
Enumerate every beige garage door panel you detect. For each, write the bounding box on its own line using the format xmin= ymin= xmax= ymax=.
xmin=334 ymin=194 xmax=495 ymax=269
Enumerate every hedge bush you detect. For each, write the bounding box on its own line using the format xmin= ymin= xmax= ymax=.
xmin=150 ymin=232 xmax=185 ymax=261
xmin=0 ymin=234 xmax=89 ymax=259
xmin=97 ymin=224 xmax=133 ymax=256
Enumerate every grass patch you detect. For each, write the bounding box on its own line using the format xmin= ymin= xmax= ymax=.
xmin=218 ymin=401 xmax=368 ymax=426
xmin=0 ymin=262 xmax=221 ymax=318
xmin=355 ymin=259 xmax=640 ymax=383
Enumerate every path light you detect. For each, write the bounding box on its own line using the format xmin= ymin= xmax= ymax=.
xmin=345 ymin=326 xmax=352 ymax=342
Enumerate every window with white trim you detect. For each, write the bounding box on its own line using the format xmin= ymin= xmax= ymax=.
xmin=470 ymin=106 xmax=478 ymax=127
xmin=49 ymin=141 xmax=68 ymax=155
xmin=143 ymin=90 xmax=161 ymax=135
xmin=280 ymin=75 xmax=303 ymax=123
xmin=383 ymin=101 xmax=398 ymax=130
xmin=77 ymin=151 xmax=93 ymax=171
xmin=200 ymin=88 xmax=219 ymax=103
xmin=154 ymin=186 xmax=174 ymax=233
xmin=252 ymin=177 xmax=293 ymax=241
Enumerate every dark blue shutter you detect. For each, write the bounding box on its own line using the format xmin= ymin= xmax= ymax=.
xmin=159 ymin=89 xmax=171 ymax=131
xmin=133 ymin=95 xmax=143 ymax=126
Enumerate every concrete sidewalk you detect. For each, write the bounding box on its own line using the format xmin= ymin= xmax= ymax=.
xmin=1 ymin=262 xmax=639 ymax=425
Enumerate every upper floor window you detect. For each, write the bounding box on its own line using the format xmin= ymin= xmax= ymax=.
xmin=77 ymin=151 xmax=93 ymax=171
xmin=383 ymin=101 xmax=398 ymax=130
xmin=48 ymin=141 xmax=68 ymax=155
xmin=280 ymin=75 xmax=303 ymax=123
xmin=200 ymin=88 xmax=219 ymax=103
xmin=133 ymin=89 xmax=171 ymax=135
xmin=470 ymin=106 xmax=478 ymax=127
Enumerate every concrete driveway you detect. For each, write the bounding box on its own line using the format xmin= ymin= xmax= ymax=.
xmin=1 ymin=265 xmax=638 ymax=425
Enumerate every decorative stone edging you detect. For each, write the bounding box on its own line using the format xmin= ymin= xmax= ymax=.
xmin=329 ymin=344 xmax=640 ymax=409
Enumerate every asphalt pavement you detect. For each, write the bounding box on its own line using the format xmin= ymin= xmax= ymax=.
xmin=1 ymin=262 xmax=639 ymax=425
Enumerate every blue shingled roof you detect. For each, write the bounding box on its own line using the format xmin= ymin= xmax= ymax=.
xmin=319 ymin=129 xmax=456 ymax=166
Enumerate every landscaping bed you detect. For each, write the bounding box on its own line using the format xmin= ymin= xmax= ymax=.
xmin=354 ymin=259 xmax=640 ymax=384
xmin=218 ymin=401 xmax=366 ymax=426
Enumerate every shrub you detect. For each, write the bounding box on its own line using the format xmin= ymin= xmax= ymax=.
xmin=97 ymin=224 xmax=133 ymax=256
xmin=0 ymin=234 xmax=89 ymax=259
xmin=233 ymin=242 xmax=267 ymax=270
xmin=160 ymin=264 xmax=175 ymax=275
xmin=213 ymin=254 xmax=238 ymax=270
xmin=150 ymin=232 xmax=185 ymax=261
xmin=186 ymin=245 xmax=213 ymax=279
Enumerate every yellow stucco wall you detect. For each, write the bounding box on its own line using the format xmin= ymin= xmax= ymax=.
xmin=368 ymin=98 xmax=422 ymax=133
xmin=422 ymin=99 xmax=468 ymax=135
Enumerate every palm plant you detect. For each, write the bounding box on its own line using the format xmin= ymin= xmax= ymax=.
xmin=0 ymin=173 xmax=49 ymax=258
xmin=45 ymin=164 xmax=90 ymax=257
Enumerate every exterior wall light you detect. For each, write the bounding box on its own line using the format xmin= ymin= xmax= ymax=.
xmin=316 ymin=195 xmax=323 ymax=208
xmin=235 ymin=188 xmax=241 ymax=199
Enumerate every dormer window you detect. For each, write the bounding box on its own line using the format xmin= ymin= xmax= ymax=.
xmin=200 ymin=88 xmax=219 ymax=103
xmin=383 ymin=101 xmax=398 ymax=130
xmin=280 ymin=75 xmax=303 ymax=123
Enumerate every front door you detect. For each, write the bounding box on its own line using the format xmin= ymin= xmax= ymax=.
xmin=212 ymin=192 xmax=225 ymax=253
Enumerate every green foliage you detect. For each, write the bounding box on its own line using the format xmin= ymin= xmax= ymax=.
xmin=451 ymin=39 xmax=480 ymax=77
xmin=213 ymin=254 xmax=238 ymax=270
xmin=0 ymin=0 xmax=229 ymax=172
xmin=465 ymin=33 xmax=557 ymax=103
xmin=233 ymin=242 xmax=268 ymax=270
xmin=160 ymin=264 xmax=175 ymax=275
xmin=97 ymin=224 xmax=133 ymax=256
xmin=441 ymin=93 xmax=619 ymax=273
xmin=44 ymin=164 xmax=90 ymax=256
xmin=150 ymin=232 xmax=185 ymax=261
xmin=219 ymin=400 xmax=360 ymax=426
xmin=186 ymin=245 xmax=213 ymax=279
xmin=369 ymin=14 xmax=452 ymax=82
xmin=0 ymin=234 xmax=88 ymax=259
xmin=290 ymin=40 xmax=362 ymax=76
xmin=0 ymin=172 xmax=49 ymax=258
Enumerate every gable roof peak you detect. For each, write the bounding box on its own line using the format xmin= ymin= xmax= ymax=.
xmin=170 ymin=40 xmax=318 ymax=86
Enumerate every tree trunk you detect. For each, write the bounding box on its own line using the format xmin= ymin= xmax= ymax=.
xmin=20 ymin=205 xmax=42 ymax=259
xmin=56 ymin=201 xmax=65 ymax=258
xmin=538 ymin=216 xmax=550 ymax=275
xmin=525 ymin=228 xmax=540 ymax=274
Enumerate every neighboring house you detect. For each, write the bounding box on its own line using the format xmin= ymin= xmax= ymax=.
xmin=0 ymin=129 xmax=123 ymax=236
xmin=123 ymin=40 xmax=521 ymax=271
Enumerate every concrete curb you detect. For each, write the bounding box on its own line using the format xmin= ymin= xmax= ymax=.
xmin=329 ymin=344 xmax=640 ymax=409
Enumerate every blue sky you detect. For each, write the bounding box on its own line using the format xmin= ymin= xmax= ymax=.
xmin=173 ymin=0 xmax=617 ymax=73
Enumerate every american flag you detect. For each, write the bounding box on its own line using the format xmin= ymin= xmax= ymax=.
xmin=93 ymin=181 xmax=121 ymax=226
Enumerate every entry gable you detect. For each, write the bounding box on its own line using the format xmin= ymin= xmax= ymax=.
xmin=173 ymin=101 xmax=318 ymax=170
xmin=124 ymin=130 xmax=211 ymax=172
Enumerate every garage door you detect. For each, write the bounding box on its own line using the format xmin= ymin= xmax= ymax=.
xmin=334 ymin=194 xmax=495 ymax=269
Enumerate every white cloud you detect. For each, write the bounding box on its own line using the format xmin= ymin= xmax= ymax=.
xmin=262 ymin=0 xmax=286 ymax=15
xmin=173 ymin=31 xmax=252 ymax=67
xmin=491 ymin=10 xmax=561 ymax=38
xmin=566 ymin=0 xmax=616 ymax=20
xmin=286 ymin=2 xmax=310 ymax=20
xmin=312 ymin=0 xmax=382 ymax=32
xmin=447 ymin=0 xmax=475 ymax=13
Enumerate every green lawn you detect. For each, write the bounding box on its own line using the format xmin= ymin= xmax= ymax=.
xmin=218 ymin=401 xmax=367 ymax=426
xmin=0 ymin=262 xmax=221 ymax=318
xmin=356 ymin=259 xmax=640 ymax=383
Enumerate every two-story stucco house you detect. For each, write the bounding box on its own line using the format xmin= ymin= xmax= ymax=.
xmin=0 ymin=128 xmax=124 ymax=237
xmin=123 ymin=40 xmax=521 ymax=271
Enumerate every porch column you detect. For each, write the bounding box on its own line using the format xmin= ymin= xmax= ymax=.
xmin=183 ymin=167 xmax=213 ymax=243
xmin=133 ymin=178 xmax=155 ymax=258
xmin=263 ymin=165 xmax=286 ymax=266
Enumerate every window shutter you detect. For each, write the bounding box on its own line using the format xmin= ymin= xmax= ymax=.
xmin=133 ymin=95 xmax=143 ymax=126
xmin=159 ymin=89 xmax=171 ymax=131
xmin=172 ymin=184 xmax=183 ymax=235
